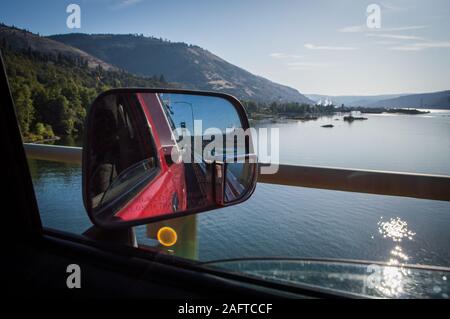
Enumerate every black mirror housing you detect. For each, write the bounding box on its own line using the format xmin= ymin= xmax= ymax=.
xmin=82 ymin=89 xmax=257 ymax=229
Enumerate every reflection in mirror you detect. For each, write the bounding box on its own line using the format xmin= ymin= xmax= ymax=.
xmin=84 ymin=90 xmax=257 ymax=228
xmin=224 ymin=163 xmax=254 ymax=202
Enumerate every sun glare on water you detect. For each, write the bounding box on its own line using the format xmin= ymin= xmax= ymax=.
xmin=378 ymin=217 xmax=416 ymax=242
xmin=371 ymin=217 xmax=417 ymax=297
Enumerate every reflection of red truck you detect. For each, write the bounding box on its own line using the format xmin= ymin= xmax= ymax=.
xmin=115 ymin=93 xmax=187 ymax=221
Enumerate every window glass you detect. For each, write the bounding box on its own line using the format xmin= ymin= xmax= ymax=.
xmin=3 ymin=0 xmax=450 ymax=299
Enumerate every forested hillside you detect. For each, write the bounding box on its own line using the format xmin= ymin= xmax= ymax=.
xmin=1 ymin=43 xmax=171 ymax=142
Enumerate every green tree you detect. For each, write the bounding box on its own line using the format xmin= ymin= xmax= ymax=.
xmin=46 ymin=95 xmax=74 ymax=135
xmin=12 ymin=83 xmax=34 ymax=135
xmin=34 ymin=122 xmax=54 ymax=139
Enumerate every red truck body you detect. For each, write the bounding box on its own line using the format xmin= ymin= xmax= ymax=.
xmin=114 ymin=93 xmax=187 ymax=221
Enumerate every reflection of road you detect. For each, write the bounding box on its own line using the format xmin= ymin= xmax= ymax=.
xmin=224 ymin=169 xmax=245 ymax=201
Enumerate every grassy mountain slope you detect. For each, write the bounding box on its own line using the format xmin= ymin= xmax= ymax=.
xmin=0 ymin=23 xmax=115 ymax=70
xmin=368 ymin=90 xmax=450 ymax=109
xmin=49 ymin=33 xmax=312 ymax=104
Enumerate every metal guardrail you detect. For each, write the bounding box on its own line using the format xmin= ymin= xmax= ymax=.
xmin=24 ymin=143 xmax=450 ymax=202
xmin=24 ymin=143 xmax=82 ymax=164
xmin=259 ymin=164 xmax=450 ymax=202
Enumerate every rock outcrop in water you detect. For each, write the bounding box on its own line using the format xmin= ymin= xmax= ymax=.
xmin=343 ymin=115 xmax=368 ymax=122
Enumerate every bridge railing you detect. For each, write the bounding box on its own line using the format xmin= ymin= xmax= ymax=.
xmin=24 ymin=143 xmax=450 ymax=202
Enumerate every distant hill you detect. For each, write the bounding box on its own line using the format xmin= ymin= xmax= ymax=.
xmin=307 ymin=91 xmax=450 ymax=109
xmin=0 ymin=23 xmax=115 ymax=70
xmin=306 ymin=94 xmax=406 ymax=107
xmin=49 ymin=33 xmax=312 ymax=104
xmin=367 ymin=90 xmax=450 ymax=109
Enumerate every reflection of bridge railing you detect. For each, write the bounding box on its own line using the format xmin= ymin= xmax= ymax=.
xmin=24 ymin=143 xmax=450 ymax=202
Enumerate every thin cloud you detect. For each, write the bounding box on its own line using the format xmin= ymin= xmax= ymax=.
xmin=269 ymin=53 xmax=303 ymax=59
xmin=383 ymin=25 xmax=429 ymax=32
xmin=367 ymin=33 xmax=424 ymax=40
xmin=287 ymin=61 xmax=329 ymax=70
xmin=111 ymin=0 xmax=143 ymax=9
xmin=304 ymin=43 xmax=357 ymax=51
xmin=381 ymin=2 xmax=407 ymax=12
xmin=390 ymin=45 xmax=422 ymax=51
xmin=338 ymin=25 xmax=367 ymax=33
xmin=373 ymin=40 xmax=398 ymax=46
xmin=390 ymin=41 xmax=450 ymax=51
xmin=338 ymin=25 xmax=429 ymax=33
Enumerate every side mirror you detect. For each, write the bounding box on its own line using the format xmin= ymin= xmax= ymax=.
xmin=82 ymin=89 xmax=257 ymax=229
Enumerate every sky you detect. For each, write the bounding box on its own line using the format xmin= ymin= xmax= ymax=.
xmin=1 ymin=0 xmax=449 ymax=95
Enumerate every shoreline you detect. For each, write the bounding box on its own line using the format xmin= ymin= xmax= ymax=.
xmin=250 ymin=107 xmax=436 ymax=122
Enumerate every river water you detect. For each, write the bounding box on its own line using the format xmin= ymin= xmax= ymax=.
xmin=29 ymin=110 xmax=450 ymax=266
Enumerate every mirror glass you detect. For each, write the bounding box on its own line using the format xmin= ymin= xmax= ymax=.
xmin=84 ymin=90 xmax=256 ymax=227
